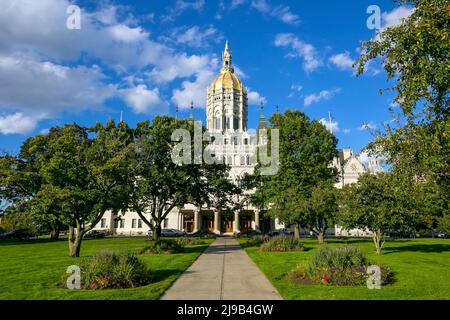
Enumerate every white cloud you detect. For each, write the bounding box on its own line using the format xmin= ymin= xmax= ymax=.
xmin=167 ymin=25 xmax=221 ymax=48
xmin=382 ymin=6 xmax=415 ymax=29
xmin=172 ymin=68 xmax=216 ymax=109
xmin=304 ymin=88 xmax=341 ymax=107
xmin=342 ymin=128 xmax=351 ymax=134
xmin=107 ymin=25 xmax=149 ymax=43
xmin=358 ymin=122 xmax=377 ymax=130
xmin=0 ymin=113 xmax=40 ymax=135
xmin=230 ymin=0 xmax=247 ymax=9
xmin=163 ymin=0 xmax=205 ymax=21
xmin=329 ymin=52 xmax=355 ymax=70
xmin=0 ymin=55 xmax=116 ymax=114
xmin=122 ymin=85 xmax=168 ymax=114
xmin=247 ymin=90 xmax=266 ymax=105
xmin=274 ymin=33 xmax=322 ymax=73
xmin=319 ymin=118 xmax=339 ymax=133
xmin=288 ymin=84 xmax=303 ymax=98
xmin=251 ymin=0 xmax=300 ymax=25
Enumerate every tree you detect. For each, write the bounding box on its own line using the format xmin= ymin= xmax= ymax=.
xmin=338 ymin=173 xmax=410 ymax=254
xmin=127 ymin=116 xmax=238 ymax=241
xmin=303 ymin=182 xmax=338 ymax=244
xmin=357 ymin=0 xmax=449 ymax=232
xmin=26 ymin=121 xmax=132 ymax=256
xmin=253 ymin=110 xmax=338 ymax=239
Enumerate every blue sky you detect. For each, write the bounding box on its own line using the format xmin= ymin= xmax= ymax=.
xmin=0 ymin=0 xmax=414 ymax=155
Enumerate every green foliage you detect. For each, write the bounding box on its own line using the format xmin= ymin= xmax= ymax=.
xmin=175 ymin=237 xmax=207 ymax=246
xmin=249 ymin=110 xmax=338 ymax=238
xmin=357 ymin=0 xmax=449 ymax=237
xmin=260 ymin=236 xmax=304 ymax=252
xmin=310 ymin=246 xmax=368 ymax=271
xmin=61 ymin=250 xmax=152 ymax=290
xmin=357 ymin=0 xmax=449 ymax=119
xmin=139 ymin=239 xmax=184 ymax=254
xmin=241 ymin=235 xmax=270 ymax=248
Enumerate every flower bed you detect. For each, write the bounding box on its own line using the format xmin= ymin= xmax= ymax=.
xmin=288 ymin=246 xmax=393 ymax=286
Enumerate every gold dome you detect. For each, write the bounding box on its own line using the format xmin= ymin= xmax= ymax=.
xmin=210 ymin=70 xmax=243 ymax=91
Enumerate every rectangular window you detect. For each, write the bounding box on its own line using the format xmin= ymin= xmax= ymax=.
xmin=138 ymin=219 xmax=142 ymax=228
xmin=233 ymin=117 xmax=239 ymax=130
xmin=100 ymin=218 xmax=106 ymax=228
xmin=226 ymin=117 xmax=230 ymax=129
xmin=244 ymin=138 xmax=248 ymax=145
xmin=131 ymin=219 xmax=136 ymax=228
xmin=164 ymin=218 xmax=169 ymax=228
xmin=119 ymin=219 xmax=125 ymax=228
xmin=113 ymin=219 xmax=118 ymax=228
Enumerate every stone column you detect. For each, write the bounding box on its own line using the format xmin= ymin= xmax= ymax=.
xmin=254 ymin=209 xmax=260 ymax=231
xmin=193 ymin=209 xmax=200 ymax=233
xmin=214 ymin=210 xmax=220 ymax=235
xmin=234 ymin=211 xmax=240 ymax=234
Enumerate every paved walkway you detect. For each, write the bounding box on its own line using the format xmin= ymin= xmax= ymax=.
xmin=161 ymin=237 xmax=282 ymax=300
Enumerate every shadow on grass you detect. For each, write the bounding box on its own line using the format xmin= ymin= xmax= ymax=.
xmin=151 ymin=268 xmax=187 ymax=282
xmin=384 ymin=244 xmax=450 ymax=254
xmin=0 ymin=238 xmax=65 ymax=246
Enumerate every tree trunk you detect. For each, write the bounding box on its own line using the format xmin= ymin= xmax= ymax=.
xmin=317 ymin=230 xmax=325 ymax=244
xmin=152 ymin=223 xmax=161 ymax=241
xmin=50 ymin=222 xmax=60 ymax=241
xmin=293 ymin=224 xmax=300 ymax=240
xmin=68 ymin=225 xmax=83 ymax=257
xmin=372 ymin=230 xmax=384 ymax=255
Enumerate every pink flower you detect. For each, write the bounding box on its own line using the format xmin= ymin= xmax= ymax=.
xmin=322 ymin=275 xmax=330 ymax=284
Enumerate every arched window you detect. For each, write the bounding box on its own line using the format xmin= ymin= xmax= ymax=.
xmin=246 ymin=155 xmax=250 ymax=165
xmin=215 ymin=118 xmax=221 ymax=130
xmin=227 ymin=156 xmax=233 ymax=165
xmin=233 ymin=117 xmax=239 ymax=130
xmin=240 ymin=156 xmax=245 ymax=165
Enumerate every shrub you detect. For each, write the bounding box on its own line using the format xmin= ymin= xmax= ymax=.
xmin=260 ymin=236 xmax=304 ymax=252
xmin=189 ymin=230 xmax=217 ymax=238
xmin=175 ymin=237 xmax=206 ymax=246
xmin=139 ymin=239 xmax=184 ymax=254
xmin=288 ymin=246 xmax=394 ymax=286
xmin=310 ymin=246 xmax=367 ymax=271
xmin=61 ymin=250 xmax=152 ymax=290
xmin=241 ymin=235 xmax=270 ymax=248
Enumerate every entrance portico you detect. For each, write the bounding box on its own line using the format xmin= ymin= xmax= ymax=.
xmin=180 ymin=209 xmax=262 ymax=235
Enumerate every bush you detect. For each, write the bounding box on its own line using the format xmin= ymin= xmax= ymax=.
xmin=241 ymin=235 xmax=270 ymax=248
xmin=260 ymin=236 xmax=304 ymax=252
xmin=139 ymin=239 xmax=184 ymax=254
xmin=189 ymin=230 xmax=217 ymax=238
xmin=288 ymin=246 xmax=393 ymax=286
xmin=310 ymin=246 xmax=367 ymax=271
xmin=61 ymin=250 xmax=152 ymax=290
xmin=175 ymin=237 xmax=206 ymax=246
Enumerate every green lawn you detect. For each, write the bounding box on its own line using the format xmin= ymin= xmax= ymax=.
xmin=241 ymin=238 xmax=450 ymax=300
xmin=0 ymin=237 xmax=213 ymax=300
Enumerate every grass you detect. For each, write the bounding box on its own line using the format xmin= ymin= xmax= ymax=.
xmin=240 ymin=237 xmax=450 ymax=300
xmin=0 ymin=237 xmax=213 ymax=300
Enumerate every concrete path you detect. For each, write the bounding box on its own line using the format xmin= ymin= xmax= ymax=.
xmin=161 ymin=237 xmax=282 ymax=300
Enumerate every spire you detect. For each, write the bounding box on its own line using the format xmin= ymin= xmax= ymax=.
xmin=275 ymin=105 xmax=279 ymax=114
xmin=221 ymin=40 xmax=234 ymax=73
xmin=119 ymin=110 xmax=123 ymax=123
xmin=175 ymin=104 xmax=179 ymax=119
xmin=189 ymin=101 xmax=194 ymax=120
